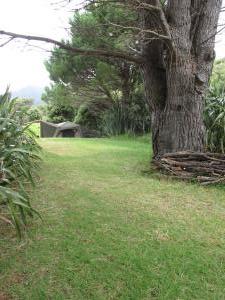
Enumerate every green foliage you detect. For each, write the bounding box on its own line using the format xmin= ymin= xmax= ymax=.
xmin=101 ymin=100 xmax=151 ymax=136
xmin=37 ymin=104 xmax=48 ymax=121
xmin=75 ymin=103 xmax=95 ymax=128
xmin=42 ymin=83 xmax=76 ymax=124
xmin=101 ymin=85 xmax=150 ymax=136
xmin=27 ymin=107 xmax=42 ymax=122
xmin=44 ymin=4 xmax=147 ymax=136
xmin=101 ymin=104 xmax=125 ymax=136
xmin=75 ymin=99 xmax=110 ymax=130
xmin=14 ymin=97 xmax=33 ymax=113
xmin=205 ymin=59 xmax=225 ymax=153
xmin=47 ymin=103 xmax=75 ymax=124
xmin=205 ymin=97 xmax=225 ymax=153
xmin=42 ymin=83 xmax=75 ymax=106
xmin=210 ymin=59 xmax=225 ymax=97
xmin=12 ymin=97 xmax=42 ymax=123
xmin=0 ymin=88 xmax=41 ymax=237
xmin=55 ymin=5 xmax=136 ymax=89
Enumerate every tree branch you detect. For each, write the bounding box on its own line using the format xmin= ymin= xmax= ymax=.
xmin=0 ymin=37 xmax=15 ymax=47
xmin=155 ymin=0 xmax=172 ymax=41
xmin=0 ymin=30 xmax=144 ymax=64
xmin=107 ymin=21 xmax=171 ymax=40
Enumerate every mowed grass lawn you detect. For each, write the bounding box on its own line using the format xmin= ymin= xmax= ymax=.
xmin=1 ymin=136 xmax=225 ymax=299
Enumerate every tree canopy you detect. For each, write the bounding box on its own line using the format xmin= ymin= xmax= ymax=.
xmin=43 ymin=3 xmax=151 ymax=134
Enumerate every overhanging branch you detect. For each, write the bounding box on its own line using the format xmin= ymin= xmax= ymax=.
xmin=0 ymin=30 xmax=144 ymax=64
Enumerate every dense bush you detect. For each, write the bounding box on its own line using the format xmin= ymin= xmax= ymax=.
xmin=0 ymin=89 xmax=41 ymax=237
xmin=27 ymin=107 xmax=42 ymax=122
xmin=101 ymin=93 xmax=151 ymax=136
xmin=47 ymin=103 xmax=75 ymax=123
xmin=12 ymin=98 xmax=42 ymax=123
xmin=204 ymin=59 xmax=225 ymax=153
xmin=73 ymin=87 xmax=150 ymax=136
xmin=205 ymin=96 xmax=225 ymax=153
xmin=75 ymin=104 xmax=95 ymax=128
xmin=75 ymin=99 xmax=110 ymax=130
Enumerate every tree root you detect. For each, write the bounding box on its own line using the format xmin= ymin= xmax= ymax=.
xmin=152 ymin=151 xmax=225 ymax=185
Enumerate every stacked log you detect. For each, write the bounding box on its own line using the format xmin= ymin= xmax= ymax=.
xmin=153 ymin=152 xmax=225 ymax=185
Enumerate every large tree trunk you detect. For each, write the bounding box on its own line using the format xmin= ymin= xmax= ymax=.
xmin=149 ymin=59 xmax=206 ymax=157
xmin=141 ymin=0 xmax=222 ymax=158
xmin=152 ymin=94 xmax=205 ymax=157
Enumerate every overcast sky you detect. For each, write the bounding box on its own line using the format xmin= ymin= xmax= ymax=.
xmin=0 ymin=0 xmax=224 ymax=93
xmin=0 ymin=0 xmax=77 ymax=92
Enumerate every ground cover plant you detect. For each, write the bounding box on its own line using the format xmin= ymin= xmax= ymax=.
xmin=1 ymin=136 xmax=225 ymax=299
xmin=0 ymin=89 xmax=41 ymax=237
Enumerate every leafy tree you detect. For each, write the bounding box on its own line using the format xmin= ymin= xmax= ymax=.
xmin=75 ymin=99 xmax=110 ymax=130
xmin=42 ymin=83 xmax=76 ymax=106
xmin=45 ymin=7 xmax=137 ymax=104
xmin=12 ymin=98 xmax=42 ymax=123
xmin=45 ymin=5 xmax=150 ymax=133
xmin=42 ymin=83 xmax=76 ymax=123
xmin=14 ymin=97 xmax=33 ymax=110
xmin=27 ymin=107 xmax=42 ymax=122
xmin=47 ymin=103 xmax=75 ymax=123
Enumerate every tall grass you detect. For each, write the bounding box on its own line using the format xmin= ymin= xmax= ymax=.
xmin=0 ymin=88 xmax=41 ymax=237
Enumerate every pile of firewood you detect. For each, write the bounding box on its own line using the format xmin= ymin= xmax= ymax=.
xmin=153 ymin=152 xmax=225 ymax=185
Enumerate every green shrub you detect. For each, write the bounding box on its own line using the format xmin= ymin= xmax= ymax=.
xmin=0 ymin=88 xmax=41 ymax=237
xmin=205 ymin=96 xmax=225 ymax=153
xmin=47 ymin=103 xmax=75 ymax=123
xmin=75 ymin=103 xmax=99 ymax=129
xmin=75 ymin=100 xmax=110 ymax=130
xmin=204 ymin=59 xmax=225 ymax=153
xmin=27 ymin=107 xmax=42 ymax=122
xmin=101 ymin=101 xmax=151 ymax=136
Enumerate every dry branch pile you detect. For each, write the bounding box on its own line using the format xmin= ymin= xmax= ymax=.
xmin=153 ymin=152 xmax=225 ymax=185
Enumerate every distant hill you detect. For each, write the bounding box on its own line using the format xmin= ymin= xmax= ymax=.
xmin=12 ymin=86 xmax=44 ymax=105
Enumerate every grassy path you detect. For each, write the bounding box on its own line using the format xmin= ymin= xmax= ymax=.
xmin=1 ymin=137 xmax=225 ymax=299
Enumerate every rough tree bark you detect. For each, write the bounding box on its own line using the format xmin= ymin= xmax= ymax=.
xmin=0 ymin=0 xmax=223 ymax=159
xmin=140 ymin=0 xmax=222 ymax=158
